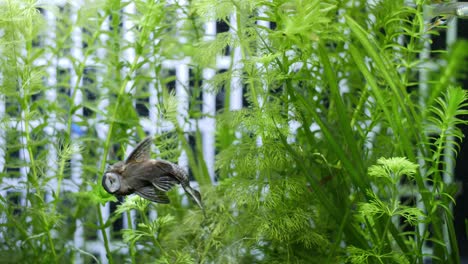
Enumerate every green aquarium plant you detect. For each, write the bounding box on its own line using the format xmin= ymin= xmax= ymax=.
xmin=0 ymin=0 xmax=467 ymax=263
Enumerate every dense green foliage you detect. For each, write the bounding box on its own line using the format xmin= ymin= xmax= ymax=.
xmin=0 ymin=0 xmax=467 ymax=263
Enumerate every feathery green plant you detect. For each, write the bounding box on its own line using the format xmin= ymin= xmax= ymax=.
xmin=0 ymin=0 xmax=467 ymax=263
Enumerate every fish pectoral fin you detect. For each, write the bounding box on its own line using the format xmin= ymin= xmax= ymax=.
xmin=135 ymin=186 xmax=170 ymax=204
xmin=152 ymin=176 xmax=178 ymax=192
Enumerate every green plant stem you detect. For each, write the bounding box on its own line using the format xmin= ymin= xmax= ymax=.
xmin=400 ymin=3 xmax=424 ymax=90
xmin=95 ymin=18 xmax=136 ymax=264
xmin=377 ymin=256 xmax=385 ymax=264
xmin=140 ymin=210 xmax=161 ymax=249
xmin=96 ymin=73 xmax=133 ymax=264
xmin=350 ymin=85 xmax=369 ymax=129
xmin=126 ymin=212 xmax=137 ymax=264
xmin=378 ymin=215 xmax=392 ymax=254
xmin=55 ymin=9 xmax=111 ymax=262
xmin=97 ymin=205 xmax=113 ymax=262
xmin=97 ymin=0 xmax=157 ymax=259
xmin=54 ymin=149 xmax=68 ymax=208
xmin=327 ymin=195 xmax=357 ymax=263
xmin=431 ymin=128 xmax=453 ymax=262
xmin=346 ymin=23 xmax=437 ymax=258
xmin=6 ymin=0 xmax=58 ymax=261
xmin=234 ymin=7 xmax=260 ymax=110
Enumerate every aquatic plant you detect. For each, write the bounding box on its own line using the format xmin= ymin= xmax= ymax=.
xmin=0 ymin=0 xmax=466 ymax=263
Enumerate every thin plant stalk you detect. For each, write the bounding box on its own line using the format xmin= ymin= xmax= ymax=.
xmin=51 ymin=8 xmax=112 ymax=262
xmin=5 ymin=0 xmax=58 ymax=261
xmin=140 ymin=210 xmax=162 ymax=249
xmin=97 ymin=1 xmax=161 ymax=260
xmin=126 ymin=212 xmax=137 ymax=263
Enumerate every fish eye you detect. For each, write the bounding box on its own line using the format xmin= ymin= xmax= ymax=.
xmin=105 ymin=173 xmax=119 ymax=184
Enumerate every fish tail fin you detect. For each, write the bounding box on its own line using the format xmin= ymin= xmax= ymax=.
xmin=182 ymin=183 xmax=203 ymax=209
xmin=170 ymin=162 xmax=204 ymax=210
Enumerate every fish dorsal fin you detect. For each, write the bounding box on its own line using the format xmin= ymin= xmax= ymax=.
xmin=125 ymin=137 xmax=153 ymax=164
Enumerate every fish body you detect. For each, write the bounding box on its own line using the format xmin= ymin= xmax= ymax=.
xmin=102 ymin=137 xmax=203 ymax=209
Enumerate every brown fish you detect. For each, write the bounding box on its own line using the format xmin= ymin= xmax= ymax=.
xmin=102 ymin=137 xmax=203 ymax=209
